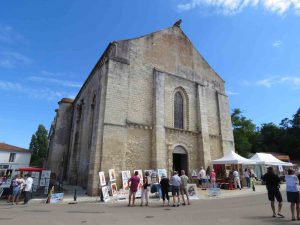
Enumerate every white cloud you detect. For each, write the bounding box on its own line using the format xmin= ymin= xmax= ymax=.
xmin=226 ymin=90 xmax=239 ymax=95
xmin=0 ymin=80 xmax=76 ymax=101
xmin=0 ymin=24 xmax=23 ymax=44
xmin=256 ymin=76 xmax=300 ymax=88
xmin=272 ymin=40 xmax=282 ymax=47
xmin=177 ymin=0 xmax=300 ymax=15
xmin=0 ymin=51 xmax=33 ymax=68
xmin=28 ymin=76 xmax=82 ymax=88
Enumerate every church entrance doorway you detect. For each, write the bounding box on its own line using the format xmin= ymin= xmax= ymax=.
xmin=172 ymin=146 xmax=188 ymax=175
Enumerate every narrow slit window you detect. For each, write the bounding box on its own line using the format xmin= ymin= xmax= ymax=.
xmin=174 ymin=92 xmax=184 ymax=129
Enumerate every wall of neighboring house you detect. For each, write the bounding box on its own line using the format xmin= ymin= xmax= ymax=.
xmin=0 ymin=151 xmax=31 ymax=169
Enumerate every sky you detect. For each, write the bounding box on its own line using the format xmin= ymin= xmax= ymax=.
xmin=0 ymin=0 xmax=300 ymax=148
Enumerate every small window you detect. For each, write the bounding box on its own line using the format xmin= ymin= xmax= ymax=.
xmin=9 ymin=153 xmax=16 ymax=162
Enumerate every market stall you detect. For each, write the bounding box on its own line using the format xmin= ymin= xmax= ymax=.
xmin=249 ymin=153 xmax=293 ymax=179
xmin=211 ymin=151 xmax=256 ymax=189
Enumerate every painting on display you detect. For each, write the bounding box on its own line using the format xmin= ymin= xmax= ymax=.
xmin=157 ymin=169 xmax=167 ymax=182
xmin=98 ymin=171 xmax=106 ymax=186
xmin=39 ymin=178 xmax=46 ymax=187
xmin=109 ymin=169 xmax=116 ymax=181
xmin=121 ymin=170 xmax=131 ymax=190
xmin=32 ymin=185 xmax=37 ymax=192
xmin=33 ymin=178 xmax=39 ymax=186
xmin=44 ymin=187 xmax=49 ymax=195
xmin=144 ymin=169 xmax=154 ymax=177
xmin=117 ymin=189 xmax=129 ymax=200
xmin=41 ymin=170 xmax=51 ymax=179
xmin=50 ymin=193 xmax=64 ymax=203
xmin=31 ymin=172 xmax=40 ymax=178
xmin=187 ymin=184 xmax=199 ymax=200
xmin=102 ymin=186 xmax=110 ymax=202
xmin=45 ymin=179 xmax=50 ymax=187
xmin=192 ymin=170 xmax=198 ymax=178
xmin=111 ymin=183 xmax=118 ymax=196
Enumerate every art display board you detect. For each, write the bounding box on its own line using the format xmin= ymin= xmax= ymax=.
xmin=187 ymin=184 xmax=199 ymax=200
xmin=121 ymin=170 xmax=131 ymax=190
xmin=109 ymin=169 xmax=116 ymax=181
xmin=102 ymin=186 xmax=110 ymax=202
xmin=117 ymin=189 xmax=129 ymax=200
xmin=41 ymin=170 xmax=51 ymax=179
xmin=44 ymin=187 xmax=49 ymax=195
xmin=144 ymin=169 xmax=154 ymax=177
xmin=99 ymin=171 xmax=106 ymax=186
xmin=50 ymin=193 xmax=64 ymax=203
xmin=40 ymin=178 xmax=46 ymax=186
xmin=191 ymin=170 xmax=198 ymax=178
xmin=207 ymin=188 xmax=221 ymax=197
xmin=111 ymin=183 xmax=118 ymax=197
xmin=157 ymin=169 xmax=167 ymax=182
xmin=31 ymin=172 xmax=40 ymax=178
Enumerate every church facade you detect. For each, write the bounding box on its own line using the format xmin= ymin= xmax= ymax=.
xmin=47 ymin=22 xmax=234 ymax=196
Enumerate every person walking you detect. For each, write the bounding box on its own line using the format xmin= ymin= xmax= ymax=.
xmin=244 ymin=169 xmax=250 ymax=188
xmin=160 ymin=174 xmax=170 ymax=207
xmin=140 ymin=171 xmax=151 ymax=206
xmin=180 ymin=170 xmax=190 ymax=205
xmin=127 ymin=171 xmax=140 ymax=207
xmin=250 ymin=174 xmax=256 ymax=191
xmin=233 ymin=169 xmax=241 ymax=190
xmin=199 ymin=167 xmax=207 ymax=190
xmin=170 ymin=171 xmax=181 ymax=207
xmin=263 ymin=166 xmax=284 ymax=218
xmin=210 ymin=169 xmax=216 ymax=188
xmin=23 ymin=173 xmax=33 ymax=204
xmin=285 ymin=168 xmax=300 ymax=221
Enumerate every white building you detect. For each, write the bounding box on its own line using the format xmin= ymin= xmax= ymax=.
xmin=0 ymin=143 xmax=32 ymax=170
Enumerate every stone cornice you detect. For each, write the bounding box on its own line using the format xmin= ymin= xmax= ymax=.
xmin=165 ymin=126 xmax=199 ymax=136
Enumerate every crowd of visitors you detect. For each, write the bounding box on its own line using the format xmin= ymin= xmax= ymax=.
xmin=2 ymin=173 xmax=33 ymax=205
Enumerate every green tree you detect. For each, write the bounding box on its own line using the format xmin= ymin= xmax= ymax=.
xmin=29 ymin=124 xmax=48 ymax=167
xmin=259 ymin=123 xmax=283 ymax=153
xmin=231 ymin=108 xmax=257 ymax=157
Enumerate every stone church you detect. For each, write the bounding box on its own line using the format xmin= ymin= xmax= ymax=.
xmin=47 ymin=21 xmax=234 ymax=196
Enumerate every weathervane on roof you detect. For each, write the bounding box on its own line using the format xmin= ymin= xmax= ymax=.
xmin=173 ymin=19 xmax=182 ymax=28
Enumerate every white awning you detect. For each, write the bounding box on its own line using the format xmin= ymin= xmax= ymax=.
xmin=212 ymin=151 xmax=256 ymax=165
xmin=250 ymin=153 xmax=293 ymax=166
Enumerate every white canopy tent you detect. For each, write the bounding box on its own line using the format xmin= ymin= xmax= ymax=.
xmin=212 ymin=151 xmax=256 ymax=165
xmin=250 ymin=153 xmax=293 ymax=166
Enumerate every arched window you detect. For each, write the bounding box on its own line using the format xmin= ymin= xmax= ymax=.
xmin=174 ymin=92 xmax=184 ymax=129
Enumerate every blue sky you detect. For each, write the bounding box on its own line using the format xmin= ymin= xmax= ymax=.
xmin=1 ymin=0 xmax=300 ymax=148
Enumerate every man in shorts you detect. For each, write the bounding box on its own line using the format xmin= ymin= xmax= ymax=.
xmin=128 ymin=171 xmax=140 ymax=207
xmin=263 ymin=166 xmax=284 ymax=218
xmin=170 ymin=171 xmax=181 ymax=207
xmin=180 ymin=170 xmax=190 ymax=205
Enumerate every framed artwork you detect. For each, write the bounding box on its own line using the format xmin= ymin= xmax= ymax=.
xmin=102 ymin=186 xmax=110 ymax=202
xmin=33 ymin=178 xmax=39 ymax=186
xmin=187 ymin=184 xmax=199 ymax=200
xmin=192 ymin=170 xmax=198 ymax=178
xmin=144 ymin=169 xmax=154 ymax=177
xmin=110 ymin=183 xmax=118 ymax=196
xmin=40 ymin=178 xmax=46 ymax=187
xmin=32 ymin=185 xmax=37 ymax=192
xmin=121 ymin=170 xmax=131 ymax=190
xmin=117 ymin=189 xmax=129 ymax=200
xmin=41 ymin=170 xmax=51 ymax=179
xmin=109 ymin=169 xmax=116 ymax=181
xmin=157 ymin=169 xmax=167 ymax=182
xmin=98 ymin=171 xmax=106 ymax=186
xmin=45 ymin=179 xmax=50 ymax=187
xmin=31 ymin=172 xmax=40 ymax=178
xmin=44 ymin=187 xmax=49 ymax=195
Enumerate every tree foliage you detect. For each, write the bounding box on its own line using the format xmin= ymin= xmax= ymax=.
xmin=232 ymin=108 xmax=300 ymax=160
xmin=29 ymin=124 xmax=49 ymax=167
xmin=231 ymin=108 xmax=257 ymax=157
